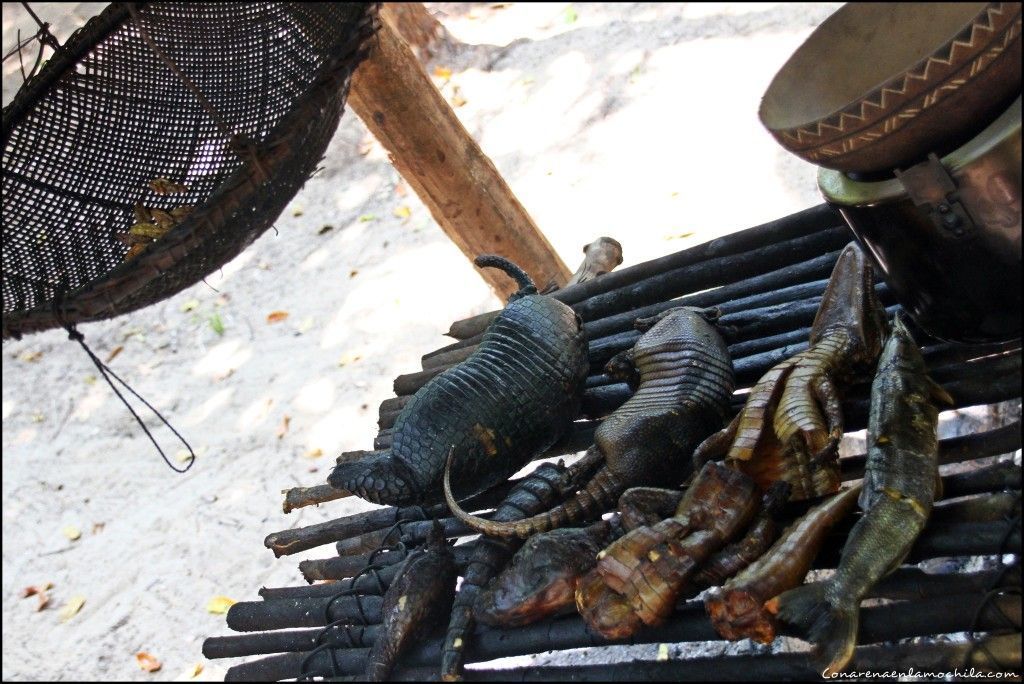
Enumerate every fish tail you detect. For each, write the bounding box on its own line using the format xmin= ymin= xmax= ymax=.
xmin=327 ymin=450 xmax=418 ymax=506
xmin=474 ymin=255 xmax=538 ymax=301
xmin=774 ymin=581 xmax=857 ymax=675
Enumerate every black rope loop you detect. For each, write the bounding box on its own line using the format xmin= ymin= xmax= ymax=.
xmin=52 ymin=291 xmax=195 ymax=473
xmin=298 ymin=509 xmax=444 ymax=680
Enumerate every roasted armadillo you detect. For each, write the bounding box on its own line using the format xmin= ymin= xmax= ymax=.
xmin=445 ymin=306 xmax=734 ymax=538
xmin=329 ymin=256 xmax=589 ymax=506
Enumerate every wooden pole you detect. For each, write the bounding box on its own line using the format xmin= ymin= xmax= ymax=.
xmin=347 ymin=18 xmax=569 ymax=300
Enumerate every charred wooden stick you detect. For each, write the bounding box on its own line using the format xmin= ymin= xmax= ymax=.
xmin=387 ymin=634 xmax=1021 ymax=681
xmin=840 ymin=422 xmax=1022 ymax=482
xmin=424 ymin=222 xmax=850 ymax=360
xmin=424 ymin=249 xmax=842 ymax=369
xmin=281 ymin=484 xmax=352 ymax=514
xmin=941 ymin=460 xmax=1021 ymax=498
xmin=300 ymin=544 xmax=473 ymax=583
xmin=221 ymin=592 xmax=1019 ymax=681
xmin=206 ymin=565 xmax=1017 ymax=661
xmin=204 ymin=624 xmax=379 ymax=660
xmin=267 ymin=478 xmax=519 ymax=557
xmin=226 ymin=595 xmax=385 ymax=632
xmin=437 ymin=204 xmax=841 ymax=342
xmin=334 ymin=515 xmax=485 ymax=557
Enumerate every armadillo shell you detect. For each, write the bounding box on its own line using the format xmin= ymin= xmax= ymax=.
xmin=335 ymin=294 xmax=588 ymax=506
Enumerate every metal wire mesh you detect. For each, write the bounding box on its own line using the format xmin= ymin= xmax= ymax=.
xmin=2 ymin=2 xmax=379 ymax=338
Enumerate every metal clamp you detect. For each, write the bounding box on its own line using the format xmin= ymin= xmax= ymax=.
xmin=895 ymin=153 xmax=977 ymax=238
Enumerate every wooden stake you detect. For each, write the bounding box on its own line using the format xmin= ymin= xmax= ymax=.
xmin=347 ymin=18 xmax=569 ymax=300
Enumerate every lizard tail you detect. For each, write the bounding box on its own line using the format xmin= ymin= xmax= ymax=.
xmin=445 ymin=456 xmax=620 ymax=540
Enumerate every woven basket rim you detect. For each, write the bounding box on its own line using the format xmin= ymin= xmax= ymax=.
xmin=2 ymin=2 xmax=379 ymax=339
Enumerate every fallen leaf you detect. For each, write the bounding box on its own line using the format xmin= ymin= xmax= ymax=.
xmin=84 ymin=375 xmax=97 ymax=385
xmin=665 ymin=231 xmax=695 ymax=241
xmin=657 ymin=643 xmax=670 ymax=661
xmin=338 ymin=352 xmax=362 ymax=367
xmin=394 ymin=182 xmax=408 ymax=197
xmin=266 ymin=311 xmax=289 ymax=324
xmin=31 ymin=413 xmax=45 ymax=423
xmin=36 ymin=593 xmax=50 ymax=611
xmin=258 ymin=261 xmax=272 ymax=270
xmin=432 ymin=66 xmax=452 ymax=81
xmin=21 ymin=582 xmax=54 ymax=598
xmin=62 ymin=525 xmax=82 ymax=541
xmin=175 ymin=449 xmax=195 ymax=464
xmin=296 ymin=317 xmax=315 ymax=334
xmin=148 ymin=177 xmax=189 ymax=194
xmin=208 ymin=313 xmax=225 ymax=336
xmin=206 ymin=596 xmax=237 ymax=614
xmin=129 ymin=222 xmax=168 ymax=239
xmin=92 ymin=522 xmax=106 ymax=534
xmin=170 ymin=205 xmax=194 ymax=222
xmin=562 ymin=4 xmax=578 ymax=23
xmin=349 ymin=269 xmax=359 ymax=279
xmin=304 ymin=448 xmax=324 ymax=459
xmin=136 ymin=652 xmax=162 ymax=672
xmin=123 ymin=243 xmax=148 ymax=262
xmin=215 ymin=294 xmax=231 ymax=307
xmin=105 ymin=345 xmax=124 ymax=363
xmin=176 ymin=663 xmax=204 ymax=680
xmin=60 ymin=595 xmax=85 ymax=622
xmin=277 ymin=415 xmax=291 ymax=440
xmin=393 ymin=205 xmax=411 ymax=220
xmin=318 ymin=224 xmax=335 ymax=235
xmin=291 ymin=206 xmax=304 ymax=217
xmin=358 ymin=214 xmax=376 ymax=223
xmin=19 ymin=351 xmax=43 ymax=362
xmin=358 ymin=139 xmax=374 ymax=156
xmin=150 ymin=208 xmax=175 ymax=230
xmin=450 ymin=85 xmax=467 ymax=107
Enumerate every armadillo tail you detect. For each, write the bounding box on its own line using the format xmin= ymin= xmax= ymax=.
xmin=773 ymin=581 xmax=857 ymax=675
xmin=327 ymin=450 xmax=419 ymax=506
xmin=445 ymin=461 xmax=621 ymax=540
xmin=474 ymin=255 xmax=537 ymax=300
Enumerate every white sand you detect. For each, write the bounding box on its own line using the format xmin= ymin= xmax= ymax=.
xmin=2 ymin=3 xmax=844 ymax=680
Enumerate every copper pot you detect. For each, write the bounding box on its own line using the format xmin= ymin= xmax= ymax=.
xmin=819 ymin=98 xmax=1021 ymax=344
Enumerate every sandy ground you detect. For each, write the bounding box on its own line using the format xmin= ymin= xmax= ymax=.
xmin=6 ymin=2 xmax=995 ymax=680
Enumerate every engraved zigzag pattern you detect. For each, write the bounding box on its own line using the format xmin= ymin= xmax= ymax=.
xmin=777 ymin=2 xmax=1020 ymax=155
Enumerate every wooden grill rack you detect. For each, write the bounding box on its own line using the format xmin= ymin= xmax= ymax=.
xmin=203 ymin=205 xmax=1022 ymax=681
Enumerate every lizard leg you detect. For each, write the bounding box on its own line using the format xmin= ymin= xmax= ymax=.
xmin=692 ymin=412 xmax=741 ymax=471
xmin=809 ymin=374 xmax=843 ymax=465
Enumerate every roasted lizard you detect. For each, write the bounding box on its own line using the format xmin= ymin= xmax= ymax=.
xmin=704 ymin=485 xmax=861 ymax=643
xmin=693 ymin=242 xmax=887 ymax=501
xmin=445 ymin=306 xmax=734 ymax=538
xmin=440 ymin=460 xmax=583 ymax=681
xmin=330 ymin=255 xmax=589 ymax=506
xmin=771 ymin=314 xmax=951 ymax=674
xmin=578 ymin=462 xmax=760 ymax=636
xmin=474 ymin=517 xmax=623 ymax=629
